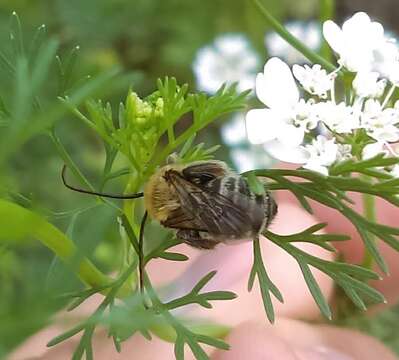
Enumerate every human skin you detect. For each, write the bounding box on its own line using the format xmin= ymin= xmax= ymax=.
xmin=11 ymin=193 xmax=399 ymax=360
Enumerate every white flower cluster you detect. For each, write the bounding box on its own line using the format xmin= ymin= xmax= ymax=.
xmin=193 ymin=22 xmax=322 ymax=95
xmin=221 ymin=113 xmax=274 ymax=172
xmin=265 ymin=21 xmax=321 ymax=65
xmin=192 ymin=34 xmax=260 ymax=94
xmin=246 ymin=12 xmax=399 ymax=176
xmin=193 ymin=34 xmax=271 ymax=172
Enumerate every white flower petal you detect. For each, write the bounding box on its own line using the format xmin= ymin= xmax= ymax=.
xmin=315 ymin=101 xmax=359 ymax=133
xmin=277 ymin=123 xmax=305 ymax=147
xmin=375 ymin=125 xmax=399 ymax=142
xmin=292 ymin=64 xmax=332 ymax=98
xmin=386 ymin=61 xmax=399 ymax=85
xmin=245 ymin=109 xmax=278 ymax=144
xmin=363 ymin=98 xmax=382 ymax=114
xmin=304 ymin=135 xmax=338 ymax=165
xmin=303 ymin=161 xmax=329 ymax=176
xmin=361 ymin=99 xmax=399 ymax=142
xmin=362 ymin=142 xmax=386 ymax=159
xmin=337 ymin=144 xmax=353 ymax=161
xmin=391 ymin=164 xmax=399 ymax=178
xmin=323 ymin=20 xmax=344 ymax=54
xmin=323 ymin=12 xmax=396 ymax=73
xmin=263 ymin=140 xmax=309 ymax=164
xmin=292 ymin=64 xmax=306 ymax=82
xmin=342 ymin=12 xmax=371 ymax=37
xmin=353 ymin=71 xmax=386 ymax=98
xmin=256 ymin=57 xmax=299 ymax=109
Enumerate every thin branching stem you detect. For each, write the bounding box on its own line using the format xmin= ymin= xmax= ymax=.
xmin=361 ymin=192 xmax=377 ymax=268
xmin=251 ymin=0 xmax=337 ymax=72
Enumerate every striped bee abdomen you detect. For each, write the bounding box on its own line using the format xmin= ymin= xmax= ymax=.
xmin=203 ymin=175 xmax=277 ymax=240
xmin=153 ymin=160 xmax=278 ymax=249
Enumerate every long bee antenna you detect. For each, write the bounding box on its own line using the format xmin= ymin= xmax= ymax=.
xmin=61 ymin=165 xmax=144 ymax=199
xmin=139 ymin=211 xmax=148 ymax=297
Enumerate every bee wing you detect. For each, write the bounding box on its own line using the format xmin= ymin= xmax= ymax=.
xmin=161 ymin=206 xmax=207 ymax=231
xmin=185 ymin=189 xmax=255 ymax=236
xmin=168 ymin=173 xmax=258 ymax=237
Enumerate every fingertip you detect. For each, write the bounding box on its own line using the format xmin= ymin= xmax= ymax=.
xmin=211 ymin=319 xmax=397 ymax=360
xmin=211 ymin=322 xmax=297 ymax=360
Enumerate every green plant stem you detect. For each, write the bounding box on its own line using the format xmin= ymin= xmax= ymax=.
xmin=251 ymin=0 xmax=336 ymax=72
xmin=361 ymin=193 xmax=377 ymax=269
xmin=319 ymin=0 xmax=335 ymax=62
xmin=49 ymin=130 xmax=93 ymax=191
xmin=165 ymin=294 xmax=198 ymax=310
xmin=0 ymin=199 xmax=132 ymax=297
xmin=48 ymin=260 xmax=137 ymax=348
xmin=49 ymin=129 xmax=121 ymax=212
xmin=319 ymin=0 xmax=335 ymax=23
xmin=49 ymin=129 xmax=136 ymax=295
xmin=144 ymin=124 xmax=203 ymax=179
xmin=120 ymin=173 xmax=141 ymax=284
xmin=144 ymin=273 xmax=180 ymax=325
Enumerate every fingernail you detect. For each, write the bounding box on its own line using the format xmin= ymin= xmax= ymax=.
xmin=294 ymin=346 xmax=354 ymax=360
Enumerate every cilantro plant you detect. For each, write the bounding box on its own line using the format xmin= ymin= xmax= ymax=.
xmin=1 ymin=2 xmax=399 ymax=359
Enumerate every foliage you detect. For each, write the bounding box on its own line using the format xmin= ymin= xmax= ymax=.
xmin=1 ymin=2 xmax=399 ymax=360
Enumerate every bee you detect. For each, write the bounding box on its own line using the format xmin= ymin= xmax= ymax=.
xmin=62 ymin=160 xmax=277 ymax=250
xmin=62 ymin=160 xmax=277 ymax=294
xmin=144 ymin=160 xmax=277 ymax=249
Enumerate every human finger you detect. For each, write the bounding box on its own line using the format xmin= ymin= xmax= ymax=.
xmin=211 ymin=319 xmax=397 ymax=360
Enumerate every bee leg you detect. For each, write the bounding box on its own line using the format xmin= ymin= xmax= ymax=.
xmin=176 ymin=229 xmax=217 ymax=250
xmin=139 ymin=211 xmax=149 ymax=308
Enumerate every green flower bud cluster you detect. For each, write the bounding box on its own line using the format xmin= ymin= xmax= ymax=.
xmin=118 ymin=91 xmax=165 ymax=163
xmin=126 ymin=91 xmax=164 ymax=130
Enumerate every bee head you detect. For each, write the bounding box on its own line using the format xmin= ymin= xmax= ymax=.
xmin=181 ymin=160 xmax=229 ymax=186
xmin=165 ymin=169 xmax=215 ymax=187
xmin=163 ymin=162 xmax=223 ymax=187
xmin=163 ymin=168 xmax=181 ymax=183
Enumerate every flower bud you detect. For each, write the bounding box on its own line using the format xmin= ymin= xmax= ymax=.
xmin=125 ymin=91 xmax=163 ymax=129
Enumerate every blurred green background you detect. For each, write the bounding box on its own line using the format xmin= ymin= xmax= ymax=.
xmin=1 ymin=0 xmax=399 ymax=357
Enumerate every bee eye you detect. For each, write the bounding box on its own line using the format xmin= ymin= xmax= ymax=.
xmin=192 ymin=173 xmax=215 ymax=185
